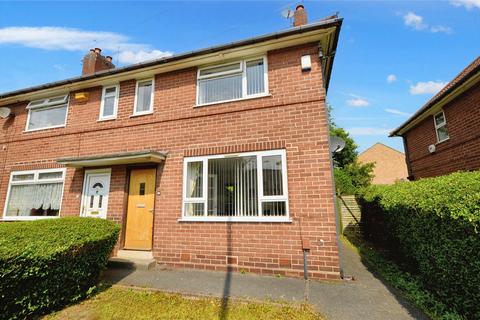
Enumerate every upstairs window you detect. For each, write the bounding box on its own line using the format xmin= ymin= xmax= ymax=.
xmin=4 ymin=168 xmax=65 ymax=220
xmin=100 ymin=85 xmax=119 ymax=120
xmin=26 ymin=95 xmax=69 ymax=131
xmin=434 ymin=111 xmax=449 ymax=143
xmin=197 ymin=57 xmax=268 ymax=105
xmin=134 ymin=79 xmax=154 ymax=115
xmin=182 ymin=149 xmax=288 ymax=222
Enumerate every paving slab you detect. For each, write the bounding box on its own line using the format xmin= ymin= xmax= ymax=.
xmin=102 ymin=241 xmax=429 ymax=320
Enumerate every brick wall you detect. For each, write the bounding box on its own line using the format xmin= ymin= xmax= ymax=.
xmin=0 ymin=42 xmax=340 ymax=280
xmin=358 ymin=143 xmax=408 ymax=184
xmin=404 ymin=82 xmax=480 ymax=179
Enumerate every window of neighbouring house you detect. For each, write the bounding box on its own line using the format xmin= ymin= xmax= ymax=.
xmin=134 ymin=79 xmax=154 ymax=115
xmin=197 ymin=57 xmax=268 ymax=105
xmin=4 ymin=169 xmax=66 ymax=220
xmin=100 ymin=85 xmax=119 ymax=120
xmin=434 ymin=111 xmax=449 ymax=143
xmin=182 ymin=150 xmax=288 ymax=221
xmin=26 ymin=95 xmax=69 ymax=131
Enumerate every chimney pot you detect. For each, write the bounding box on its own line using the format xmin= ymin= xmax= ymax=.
xmin=82 ymin=48 xmax=114 ymax=76
xmin=293 ymin=4 xmax=308 ymax=27
xmin=106 ymin=56 xmax=112 ymax=62
xmin=94 ymin=48 xmax=101 ymax=54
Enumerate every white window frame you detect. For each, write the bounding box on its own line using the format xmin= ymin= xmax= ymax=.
xmin=99 ymin=85 xmax=119 ymax=121
xmin=181 ymin=149 xmax=289 ymax=222
xmin=196 ymin=56 xmax=269 ymax=107
xmin=133 ymin=78 xmax=155 ymax=116
xmin=434 ymin=110 xmax=449 ymax=143
xmin=3 ymin=168 xmax=66 ymax=221
xmin=25 ymin=94 xmax=69 ymax=132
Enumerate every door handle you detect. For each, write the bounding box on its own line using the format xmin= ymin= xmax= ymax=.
xmin=149 ymin=209 xmax=154 ymax=213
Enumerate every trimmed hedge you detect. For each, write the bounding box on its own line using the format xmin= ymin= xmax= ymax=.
xmin=0 ymin=217 xmax=120 ymax=319
xmin=357 ymin=171 xmax=480 ymax=319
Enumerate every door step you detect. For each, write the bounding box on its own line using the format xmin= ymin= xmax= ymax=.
xmin=108 ymin=250 xmax=156 ymax=271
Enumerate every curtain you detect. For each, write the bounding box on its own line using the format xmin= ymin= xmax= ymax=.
xmin=6 ymin=183 xmax=63 ymax=216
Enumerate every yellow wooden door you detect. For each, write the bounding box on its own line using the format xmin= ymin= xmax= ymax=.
xmin=124 ymin=168 xmax=156 ymax=250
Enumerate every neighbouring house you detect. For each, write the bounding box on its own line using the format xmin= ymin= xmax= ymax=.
xmin=0 ymin=6 xmax=343 ymax=280
xmin=391 ymin=56 xmax=480 ymax=179
xmin=358 ymin=143 xmax=408 ymax=184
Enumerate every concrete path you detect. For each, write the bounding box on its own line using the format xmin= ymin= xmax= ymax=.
xmin=103 ymin=241 xmax=428 ymax=320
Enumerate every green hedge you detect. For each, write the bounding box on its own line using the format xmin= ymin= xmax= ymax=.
xmin=357 ymin=171 xmax=480 ymax=319
xmin=0 ymin=217 xmax=120 ymax=319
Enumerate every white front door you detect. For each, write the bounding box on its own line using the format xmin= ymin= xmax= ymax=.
xmin=82 ymin=170 xmax=111 ymax=219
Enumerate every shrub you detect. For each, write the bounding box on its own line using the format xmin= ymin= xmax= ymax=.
xmin=357 ymin=171 xmax=480 ymax=319
xmin=0 ymin=217 xmax=120 ymax=319
xmin=334 ymin=161 xmax=375 ymax=195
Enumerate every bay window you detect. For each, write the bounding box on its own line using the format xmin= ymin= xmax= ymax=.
xmin=182 ymin=150 xmax=288 ymax=221
xmin=197 ymin=57 xmax=268 ymax=105
xmin=3 ymin=169 xmax=66 ymax=220
xmin=26 ymin=95 xmax=69 ymax=131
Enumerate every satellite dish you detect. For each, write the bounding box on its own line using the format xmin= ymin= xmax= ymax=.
xmin=330 ymin=136 xmax=346 ymax=154
xmin=0 ymin=107 xmax=13 ymax=119
xmin=281 ymin=8 xmax=294 ymax=19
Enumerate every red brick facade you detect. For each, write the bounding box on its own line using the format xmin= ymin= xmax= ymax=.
xmin=0 ymin=43 xmax=340 ymax=280
xmin=404 ymin=83 xmax=480 ymax=179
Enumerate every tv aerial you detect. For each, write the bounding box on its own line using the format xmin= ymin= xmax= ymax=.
xmin=329 ymin=136 xmax=346 ymax=154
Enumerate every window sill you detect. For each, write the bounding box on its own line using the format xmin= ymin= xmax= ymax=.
xmin=2 ymin=216 xmax=60 ymax=221
xmin=178 ymin=216 xmax=291 ymax=223
xmin=98 ymin=117 xmax=117 ymax=122
xmin=130 ymin=111 xmax=153 ymax=118
xmin=195 ymin=93 xmax=271 ymax=108
xmin=436 ymin=137 xmax=450 ymax=145
xmin=24 ymin=125 xmax=66 ymax=133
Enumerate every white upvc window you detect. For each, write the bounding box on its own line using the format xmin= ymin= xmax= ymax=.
xmin=99 ymin=85 xmax=119 ymax=120
xmin=182 ymin=149 xmax=289 ymax=222
xmin=26 ymin=94 xmax=69 ymax=131
xmin=3 ymin=168 xmax=66 ymax=221
xmin=134 ymin=78 xmax=154 ymax=115
xmin=434 ymin=111 xmax=449 ymax=143
xmin=197 ymin=56 xmax=269 ymax=106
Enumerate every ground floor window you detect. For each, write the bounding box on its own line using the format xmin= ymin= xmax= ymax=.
xmin=182 ymin=149 xmax=289 ymax=221
xmin=3 ymin=168 xmax=65 ymax=220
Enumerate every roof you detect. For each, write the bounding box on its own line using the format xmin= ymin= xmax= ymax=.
xmin=0 ymin=17 xmax=342 ymax=104
xmin=57 ymin=150 xmax=167 ymax=168
xmin=359 ymin=142 xmax=404 ymax=157
xmin=391 ymin=56 xmax=480 ymax=136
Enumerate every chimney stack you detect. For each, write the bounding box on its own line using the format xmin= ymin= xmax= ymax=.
xmin=82 ymin=48 xmax=115 ymax=76
xmin=293 ymin=4 xmax=308 ymax=27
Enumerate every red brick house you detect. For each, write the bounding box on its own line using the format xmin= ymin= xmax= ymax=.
xmin=391 ymin=56 xmax=480 ymax=180
xmin=0 ymin=8 xmax=343 ymax=280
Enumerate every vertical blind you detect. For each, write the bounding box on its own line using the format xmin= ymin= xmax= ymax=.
xmin=184 ymin=151 xmax=287 ymax=219
xmin=197 ymin=58 xmax=266 ymax=105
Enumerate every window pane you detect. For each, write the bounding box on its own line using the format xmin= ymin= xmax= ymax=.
xmin=12 ymin=174 xmax=34 ymax=181
xmin=198 ymin=74 xmax=242 ymax=104
xmin=185 ymin=203 xmax=204 ymax=216
xmin=246 ymin=59 xmax=265 ymax=95
xmin=38 ymin=171 xmax=63 ymax=180
xmin=437 ymin=126 xmax=449 ymax=141
xmin=434 ymin=113 xmax=445 ymax=126
xmin=105 ymin=87 xmax=116 ymax=95
xmin=262 ymin=201 xmax=287 ymax=217
xmin=186 ymin=161 xmax=203 ymax=198
xmin=5 ymin=183 xmax=63 ymax=217
xmin=207 ymin=156 xmax=258 ymax=217
xmin=103 ymin=96 xmax=116 ymax=117
xmin=28 ymin=105 xmax=67 ymax=130
xmin=136 ymin=81 xmax=152 ymax=112
xmin=199 ymin=63 xmax=241 ymax=77
xmin=262 ymin=155 xmax=283 ymax=196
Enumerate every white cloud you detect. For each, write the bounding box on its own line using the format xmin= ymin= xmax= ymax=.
xmin=404 ymin=12 xmax=427 ymax=30
xmin=385 ymin=108 xmax=411 ymax=117
xmin=403 ymin=12 xmax=452 ymax=34
xmin=387 ymin=74 xmax=397 ymax=83
xmin=450 ymin=0 xmax=480 ymax=10
xmin=0 ymin=26 xmax=172 ymax=65
xmin=346 ymin=127 xmax=393 ymax=136
xmin=346 ymin=94 xmax=370 ymax=107
xmin=410 ymin=81 xmax=447 ymax=95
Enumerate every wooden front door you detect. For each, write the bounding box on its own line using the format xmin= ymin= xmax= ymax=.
xmin=124 ymin=168 xmax=156 ymax=250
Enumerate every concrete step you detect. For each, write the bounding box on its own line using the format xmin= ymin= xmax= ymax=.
xmin=108 ymin=250 xmax=156 ymax=271
xmin=117 ymin=249 xmax=153 ymax=260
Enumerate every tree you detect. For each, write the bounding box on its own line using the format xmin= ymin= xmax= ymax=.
xmin=330 ymin=127 xmax=358 ymax=168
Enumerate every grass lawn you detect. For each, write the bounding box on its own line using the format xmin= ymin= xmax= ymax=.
xmin=44 ymin=286 xmax=324 ymax=320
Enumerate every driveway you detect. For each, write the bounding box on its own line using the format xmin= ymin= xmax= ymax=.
xmin=103 ymin=240 xmax=428 ymax=320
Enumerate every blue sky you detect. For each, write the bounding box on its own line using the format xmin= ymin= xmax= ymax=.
xmin=0 ymin=1 xmax=478 ymax=152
